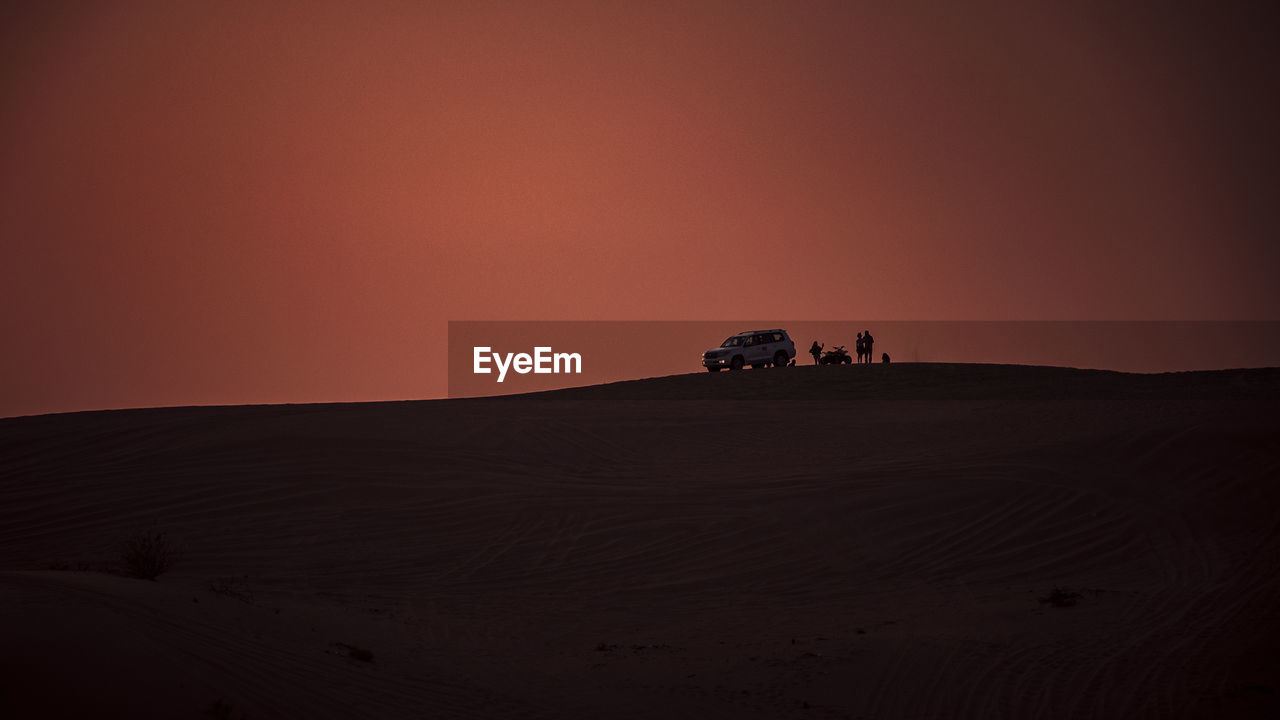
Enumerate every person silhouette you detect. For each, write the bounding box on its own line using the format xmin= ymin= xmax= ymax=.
xmin=863 ymin=330 xmax=874 ymax=364
xmin=855 ymin=332 xmax=864 ymax=364
xmin=809 ymin=341 xmax=823 ymax=365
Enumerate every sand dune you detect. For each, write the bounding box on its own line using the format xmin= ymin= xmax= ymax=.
xmin=2 ymin=364 xmax=1278 ymax=718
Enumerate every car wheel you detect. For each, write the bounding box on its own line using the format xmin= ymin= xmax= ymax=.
xmin=773 ymin=351 xmax=788 ymax=367
xmin=730 ymin=356 xmax=744 ymax=371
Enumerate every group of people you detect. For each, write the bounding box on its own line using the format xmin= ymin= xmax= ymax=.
xmin=809 ymin=330 xmax=884 ymax=365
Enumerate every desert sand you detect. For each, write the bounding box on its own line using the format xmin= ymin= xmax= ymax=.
xmin=2 ymin=363 xmax=1278 ymax=718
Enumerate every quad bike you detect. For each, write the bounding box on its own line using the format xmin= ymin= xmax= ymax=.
xmin=820 ymin=345 xmax=852 ymax=365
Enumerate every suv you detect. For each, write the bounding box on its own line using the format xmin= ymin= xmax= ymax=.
xmin=702 ymin=329 xmax=796 ymax=372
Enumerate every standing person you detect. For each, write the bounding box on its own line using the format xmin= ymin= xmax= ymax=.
xmin=863 ymin=330 xmax=874 ymax=364
xmin=855 ymin=332 xmax=864 ymax=364
xmin=809 ymin=341 xmax=823 ymax=365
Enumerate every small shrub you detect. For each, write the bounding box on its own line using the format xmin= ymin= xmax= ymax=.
xmin=208 ymin=575 xmax=255 ymax=603
xmin=1040 ymin=587 xmax=1082 ymax=608
xmin=121 ymin=526 xmax=172 ymax=580
xmin=203 ymin=697 xmax=248 ymax=720
xmin=334 ymin=642 xmax=374 ymax=663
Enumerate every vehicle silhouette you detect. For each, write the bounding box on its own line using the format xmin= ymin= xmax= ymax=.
xmin=702 ymin=329 xmax=797 ymax=372
xmin=820 ymin=345 xmax=853 ymax=365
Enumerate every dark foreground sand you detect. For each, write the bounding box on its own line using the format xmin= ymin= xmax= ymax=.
xmin=2 ymin=364 xmax=1278 ymax=719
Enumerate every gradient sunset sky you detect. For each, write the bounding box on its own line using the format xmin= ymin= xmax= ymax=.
xmin=3 ymin=0 xmax=1278 ymax=416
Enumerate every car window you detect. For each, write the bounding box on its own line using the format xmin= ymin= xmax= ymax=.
xmin=773 ymin=333 xmax=783 ymax=342
xmin=744 ymin=335 xmax=756 ymax=345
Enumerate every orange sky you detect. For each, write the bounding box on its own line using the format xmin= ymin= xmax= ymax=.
xmin=3 ymin=1 xmax=1278 ymax=417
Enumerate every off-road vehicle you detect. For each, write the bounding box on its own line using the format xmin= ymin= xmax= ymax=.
xmin=702 ymin=329 xmax=796 ymax=371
